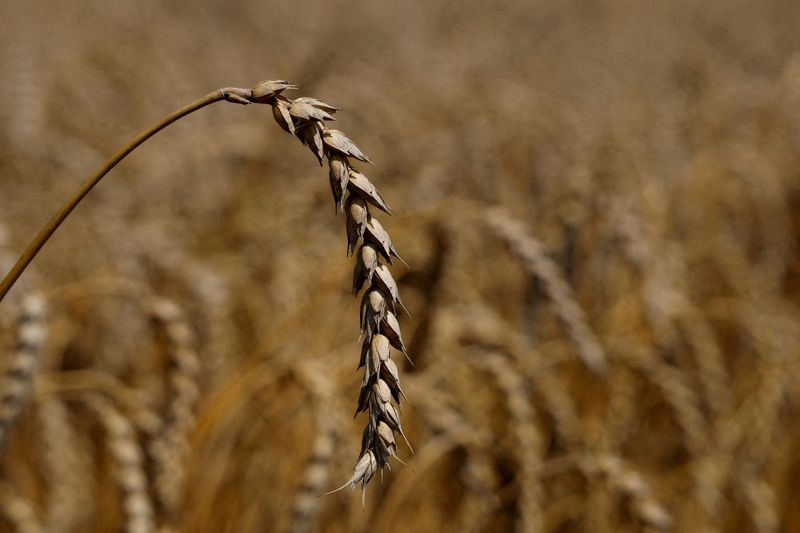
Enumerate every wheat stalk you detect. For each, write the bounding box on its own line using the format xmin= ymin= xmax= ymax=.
xmin=0 ymin=81 xmax=286 ymax=300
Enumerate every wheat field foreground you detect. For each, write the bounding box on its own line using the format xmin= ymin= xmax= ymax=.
xmin=1 ymin=1 xmax=800 ymax=532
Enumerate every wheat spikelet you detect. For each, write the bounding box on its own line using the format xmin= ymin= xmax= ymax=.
xmin=86 ymin=394 xmax=154 ymax=533
xmin=0 ymin=481 xmax=42 ymax=533
xmin=145 ymin=297 xmax=200 ymax=523
xmin=253 ymin=80 xmax=409 ymax=493
xmin=484 ymin=208 xmax=607 ymax=374
xmin=0 ymin=293 xmax=46 ymax=452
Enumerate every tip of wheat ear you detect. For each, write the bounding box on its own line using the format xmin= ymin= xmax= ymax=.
xmin=247 ymin=79 xmax=409 ymax=496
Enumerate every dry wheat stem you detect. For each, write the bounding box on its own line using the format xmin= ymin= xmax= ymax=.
xmin=0 ymin=83 xmax=283 ymax=302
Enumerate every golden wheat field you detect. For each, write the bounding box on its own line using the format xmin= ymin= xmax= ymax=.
xmin=1 ymin=0 xmax=800 ymax=532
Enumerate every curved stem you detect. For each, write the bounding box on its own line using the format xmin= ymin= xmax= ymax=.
xmin=0 ymin=89 xmax=231 ymax=302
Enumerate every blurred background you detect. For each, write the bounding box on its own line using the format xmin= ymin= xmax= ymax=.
xmin=0 ymin=0 xmax=799 ymax=531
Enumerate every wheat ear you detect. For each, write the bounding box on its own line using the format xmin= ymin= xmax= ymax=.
xmin=146 ymin=297 xmax=200 ymax=522
xmin=485 ymin=208 xmax=606 ymax=374
xmin=261 ymin=84 xmax=410 ymax=494
xmin=86 ymin=394 xmax=154 ymax=533
xmin=288 ymin=361 xmax=339 ymax=532
xmin=584 ymin=455 xmax=673 ymax=531
xmin=481 ymin=351 xmax=543 ymax=533
xmin=0 ymin=293 xmax=46 ymax=451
